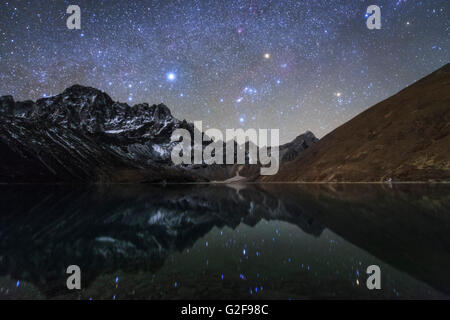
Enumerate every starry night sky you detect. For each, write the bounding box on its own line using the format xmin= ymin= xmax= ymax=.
xmin=0 ymin=0 xmax=448 ymax=143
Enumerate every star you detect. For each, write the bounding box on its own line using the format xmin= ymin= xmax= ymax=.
xmin=167 ymin=72 xmax=176 ymax=82
xmin=0 ymin=0 xmax=447 ymax=144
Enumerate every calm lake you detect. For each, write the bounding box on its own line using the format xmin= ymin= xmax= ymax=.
xmin=0 ymin=183 xmax=449 ymax=299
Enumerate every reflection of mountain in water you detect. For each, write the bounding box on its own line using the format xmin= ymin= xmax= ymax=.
xmin=0 ymin=183 xmax=449 ymax=298
xmin=263 ymin=183 xmax=450 ymax=295
xmin=0 ymin=184 xmax=323 ymax=296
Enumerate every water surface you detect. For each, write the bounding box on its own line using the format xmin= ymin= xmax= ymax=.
xmin=0 ymin=183 xmax=449 ymax=299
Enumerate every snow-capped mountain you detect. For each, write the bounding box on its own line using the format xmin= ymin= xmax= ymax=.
xmin=0 ymin=85 xmax=201 ymax=182
xmin=0 ymin=85 xmax=317 ymax=183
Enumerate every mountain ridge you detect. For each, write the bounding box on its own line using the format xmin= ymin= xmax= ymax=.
xmin=0 ymin=84 xmax=317 ymax=183
xmin=259 ymin=63 xmax=450 ymax=182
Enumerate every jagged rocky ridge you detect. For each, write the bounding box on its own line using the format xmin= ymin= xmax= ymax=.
xmin=0 ymin=85 xmax=317 ymax=183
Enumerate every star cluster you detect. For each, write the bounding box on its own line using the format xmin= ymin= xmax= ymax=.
xmin=0 ymin=0 xmax=448 ymax=142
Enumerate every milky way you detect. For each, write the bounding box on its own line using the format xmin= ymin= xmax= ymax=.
xmin=0 ymin=0 xmax=448 ymax=142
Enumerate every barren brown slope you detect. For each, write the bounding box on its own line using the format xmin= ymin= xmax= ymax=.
xmin=260 ymin=63 xmax=450 ymax=182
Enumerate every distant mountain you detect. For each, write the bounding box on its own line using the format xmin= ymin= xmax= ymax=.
xmin=0 ymin=84 xmax=316 ymax=183
xmin=235 ymin=131 xmax=318 ymax=180
xmin=260 ymin=63 xmax=450 ymax=182
xmin=0 ymin=85 xmax=203 ymax=183
xmin=279 ymin=131 xmax=318 ymax=162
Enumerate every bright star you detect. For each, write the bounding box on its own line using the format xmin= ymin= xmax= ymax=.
xmin=167 ymin=72 xmax=176 ymax=81
xmin=264 ymin=53 xmax=271 ymax=59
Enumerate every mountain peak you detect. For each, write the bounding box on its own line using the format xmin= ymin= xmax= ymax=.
xmin=151 ymin=103 xmax=172 ymax=119
xmin=59 ymin=84 xmax=114 ymax=106
xmin=260 ymin=63 xmax=450 ymax=182
xmin=62 ymin=84 xmax=105 ymax=95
